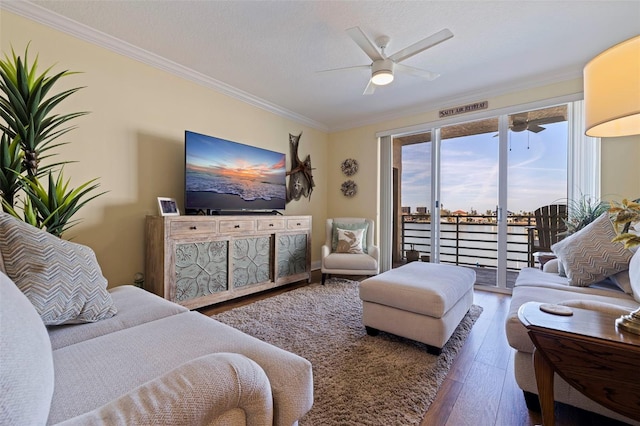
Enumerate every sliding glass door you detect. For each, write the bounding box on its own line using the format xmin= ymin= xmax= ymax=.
xmin=396 ymin=104 xmax=568 ymax=289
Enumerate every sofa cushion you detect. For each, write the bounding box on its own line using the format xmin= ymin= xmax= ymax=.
xmin=514 ymin=267 xmax=629 ymax=297
xmin=47 ymin=285 xmax=188 ymax=350
xmin=552 ymin=213 xmax=633 ymax=287
xmin=58 ymin=353 xmax=273 ymax=426
xmin=0 ymin=213 xmax=117 ymax=325
xmin=322 ymin=252 xmax=378 ymax=271
xmin=335 ymin=227 xmax=365 ymax=254
xmin=48 ymin=312 xmax=313 ymax=425
xmin=0 ymin=272 xmax=54 ymax=425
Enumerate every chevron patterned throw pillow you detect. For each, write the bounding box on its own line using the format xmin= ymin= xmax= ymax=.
xmin=552 ymin=212 xmax=633 ymax=287
xmin=0 ymin=214 xmax=117 ymax=325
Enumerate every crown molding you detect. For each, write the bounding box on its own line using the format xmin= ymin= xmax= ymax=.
xmin=1 ymin=1 xmax=329 ymax=132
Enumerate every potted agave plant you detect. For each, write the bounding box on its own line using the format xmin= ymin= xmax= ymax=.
xmin=563 ymin=194 xmax=610 ymax=236
xmin=0 ymin=45 xmax=104 ymax=237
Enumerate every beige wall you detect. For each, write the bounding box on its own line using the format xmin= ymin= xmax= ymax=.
xmin=601 ymin=135 xmax=640 ymax=201
xmin=3 ymin=11 xmax=640 ymax=287
xmin=1 ymin=12 xmax=328 ymax=287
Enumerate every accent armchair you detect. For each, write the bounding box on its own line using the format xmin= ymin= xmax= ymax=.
xmin=321 ymin=217 xmax=379 ymax=284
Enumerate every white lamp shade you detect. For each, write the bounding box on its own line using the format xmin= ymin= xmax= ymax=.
xmin=584 ymin=35 xmax=640 ymax=137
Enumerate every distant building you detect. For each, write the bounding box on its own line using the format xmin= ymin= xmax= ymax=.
xmin=401 ymin=206 xmax=411 ymax=215
xmin=453 ymin=209 xmax=467 ymax=216
xmin=416 ymin=207 xmax=428 ymax=214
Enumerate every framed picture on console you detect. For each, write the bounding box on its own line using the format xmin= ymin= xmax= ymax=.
xmin=158 ymin=197 xmax=180 ymax=216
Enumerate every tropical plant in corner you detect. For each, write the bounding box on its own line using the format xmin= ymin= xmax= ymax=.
xmin=0 ymin=44 xmax=104 ymax=237
xmin=563 ymin=194 xmax=609 ymax=236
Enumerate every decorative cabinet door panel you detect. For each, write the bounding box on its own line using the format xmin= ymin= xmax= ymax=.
xmin=233 ymin=236 xmax=272 ymax=288
xmin=174 ymin=240 xmax=228 ymax=301
xmin=278 ymin=233 xmax=308 ymax=278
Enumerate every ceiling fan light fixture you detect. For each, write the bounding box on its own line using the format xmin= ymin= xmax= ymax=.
xmin=371 ymin=59 xmax=394 ymax=86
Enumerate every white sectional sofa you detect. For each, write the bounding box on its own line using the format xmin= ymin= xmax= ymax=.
xmin=506 ymin=212 xmax=640 ymax=425
xmin=1 ymin=276 xmax=314 ymax=425
xmin=0 ymin=213 xmax=313 ymax=425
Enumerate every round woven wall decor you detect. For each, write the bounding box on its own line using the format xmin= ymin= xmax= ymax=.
xmin=341 ymin=180 xmax=358 ymax=197
xmin=341 ymin=158 xmax=359 ymax=176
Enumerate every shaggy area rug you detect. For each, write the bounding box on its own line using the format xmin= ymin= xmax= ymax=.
xmin=213 ymin=278 xmax=482 ymax=425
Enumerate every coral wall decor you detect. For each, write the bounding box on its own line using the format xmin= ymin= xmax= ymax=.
xmin=286 ymin=132 xmax=315 ymax=202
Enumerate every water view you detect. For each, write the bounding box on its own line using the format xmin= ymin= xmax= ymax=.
xmin=186 ymin=169 xmax=286 ymax=202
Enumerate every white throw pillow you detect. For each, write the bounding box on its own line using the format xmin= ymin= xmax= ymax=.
xmin=0 ymin=272 xmax=54 ymax=424
xmin=335 ymin=227 xmax=365 ymax=254
xmin=610 ymin=270 xmax=633 ymax=294
xmin=552 ymin=213 xmax=633 ymax=287
xmin=629 ymin=250 xmax=640 ymax=303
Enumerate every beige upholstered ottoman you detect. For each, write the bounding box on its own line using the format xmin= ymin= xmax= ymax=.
xmin=359 ymin=262 xmax=475 ymax=355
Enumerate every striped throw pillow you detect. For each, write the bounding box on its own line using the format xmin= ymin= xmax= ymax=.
xmin=552 ymin=213 xmax=633 ymax=287
xmin=0 ymin=214 xmax=116 ymax=325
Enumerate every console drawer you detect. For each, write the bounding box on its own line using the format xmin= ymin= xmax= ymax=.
xmin=287 ymin=218 xmax=310 ymax=230
xmin=219 ymin=219 xmax=256 ymax=234
xmin=257 ymin=218 xmax=286 ymax=231
xmin=170 ymin=220 xmax=216 ymax=236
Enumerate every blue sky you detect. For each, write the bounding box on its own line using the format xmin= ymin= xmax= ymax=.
xmin=186 ymin=131 xmax=286 ymax=183
xmin=401 ymin=122 xmax=568 ymax=214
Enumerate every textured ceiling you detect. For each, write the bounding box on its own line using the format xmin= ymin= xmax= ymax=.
xmin=5 ymin=1 xmax=640 ymax=131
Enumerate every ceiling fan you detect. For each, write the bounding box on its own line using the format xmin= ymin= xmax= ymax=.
xmin=509 ymin=114 xmax=566 ymax=133
xmin=320 ymin=27 xmax=454 ymax=95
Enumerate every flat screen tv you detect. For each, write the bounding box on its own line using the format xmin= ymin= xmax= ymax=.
xmin=184 ymin=131 xmax=287 ymax=214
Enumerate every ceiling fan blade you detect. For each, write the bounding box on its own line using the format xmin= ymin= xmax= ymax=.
xmin=347 ymin=27 xmax=384 ymax=62
xmin=527 ymin=115 xmax=566 ymax=126
xmin=363 ymin=79 xmax=376 ymax=95
xmin=388 ymin=28 xmax=453 ymax=63
xmin=528 ymin=125 xmax=546 ymax=133
xmin=395 ymin=63 xmax=440 ymax=81
xmin=316 ymin=65 xmax=370 ymax=73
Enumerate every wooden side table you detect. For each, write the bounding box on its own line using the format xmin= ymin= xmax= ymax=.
xmin=518 ymin=302 xmax=640 ymax=425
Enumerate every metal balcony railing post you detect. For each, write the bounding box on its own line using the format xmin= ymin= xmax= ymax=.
xmin=455 ymin=215 xmax=460 ymax=265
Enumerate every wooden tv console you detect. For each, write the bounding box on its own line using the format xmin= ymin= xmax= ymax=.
xmin=145 ymin=215 xmax=311 ymax=309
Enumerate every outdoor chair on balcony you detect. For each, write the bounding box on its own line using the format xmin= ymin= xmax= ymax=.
xmin=527 ymin=204 xmax=568 ymax=267
xmin=321 ymin=218 xmax=379 ymax=284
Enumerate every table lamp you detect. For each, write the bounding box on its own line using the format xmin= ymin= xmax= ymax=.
xmin=584 ymin=35 xmax=640 ymax=333
xmin=584 ymin=35 xmax=640 ymax=137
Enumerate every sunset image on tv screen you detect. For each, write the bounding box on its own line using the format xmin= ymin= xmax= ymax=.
xmin=185 ymin=131 xmax=286 ymax=211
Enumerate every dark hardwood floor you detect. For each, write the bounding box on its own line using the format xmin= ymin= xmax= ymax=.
xmin=199 ymin=272 xmax=632 ymax=426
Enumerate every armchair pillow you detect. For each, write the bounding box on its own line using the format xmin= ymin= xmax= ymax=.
xmin=331 ymin=221 xmax=369 ymax=253
xmin=0 ymin=213 xmax=116 ymax=325
xmin=552 ymin=213 xmax=633 ymax=287
xmin=335 ymin=227 xmax=365 ymax=254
